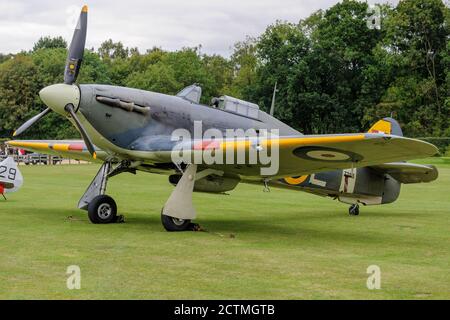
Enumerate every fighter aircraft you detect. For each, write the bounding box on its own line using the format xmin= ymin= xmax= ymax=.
xmin=7 ymin=6 xmax=439 ymax=231
xmin=0 ymin=157 xmax=24 ymax=200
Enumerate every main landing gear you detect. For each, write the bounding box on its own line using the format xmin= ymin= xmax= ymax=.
xmin=78 ymin=161 xmax=199 ymax=231
xmin=161 ymin=164 xmax=199 ymax=232
xmin=349 ymin=203 xmax=360 ymax=216
xmin=78 ymin=161 xmax=132 ymax=224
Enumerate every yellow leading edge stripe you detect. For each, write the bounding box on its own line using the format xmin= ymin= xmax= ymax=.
xmin=220 ymin=134 xmax=365 ymax=150
xmin=8 ymin=141 xmax=50 ymax=149
xmin=8 ymin=134 xmax=366 ymax=160
xmin=7 ymin=141 xmax=97 ymax=159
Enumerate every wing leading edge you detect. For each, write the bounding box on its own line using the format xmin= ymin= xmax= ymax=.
xmin=6 ymin=140 xmax=99 ymax=163
xmin=204 ymin=133 xmax=439 ymax=178
xmin=7 ymin=133 xmax=438 ymax=179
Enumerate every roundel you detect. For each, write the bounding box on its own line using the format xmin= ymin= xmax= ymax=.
xmin=293 ymin=146 xmax=363 ymax=163
xmin=284 ymin=175 xmax=308 ymax=185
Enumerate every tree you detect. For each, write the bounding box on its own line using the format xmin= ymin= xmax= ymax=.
xmin=202 ymin=54 xmax=234 ymax=100
xmin=98 ymin=39 xmax=129 ymax=61
xmin=253 ymin=22 xmax=309 ymax=128
xmin=33 ymin=36 xmax=67 ymax=51
xmin=0 ymin=55 xmax=40 ymax=137
xmin=0 ymin=54 xmax=12 ymax=64
xmin=303 ymin=0 xmax=383 ymax=133
xmin=226 ymin=37 xmax=258 ymax=100
xmin=370 ymin=0 xmax=449 ymax=136
xmin=251 ymin=0 xmax=383 ymax=134
xmin=125 ymin=62 xmax=180 ymax=94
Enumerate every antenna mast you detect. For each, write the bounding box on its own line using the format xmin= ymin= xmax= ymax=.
xmin=269 ymin=81 xmax=278 ymax=116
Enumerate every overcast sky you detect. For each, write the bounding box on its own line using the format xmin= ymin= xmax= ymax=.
xmin=0 ymin=0 xmax=398 ymax=56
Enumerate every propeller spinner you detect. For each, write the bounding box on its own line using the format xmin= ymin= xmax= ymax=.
xmin=13 ymin=5 xmax=96 ymax=158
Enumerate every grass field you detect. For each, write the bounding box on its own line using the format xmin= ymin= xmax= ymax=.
xmin=0 ymin=158 xmax=449 ymax=299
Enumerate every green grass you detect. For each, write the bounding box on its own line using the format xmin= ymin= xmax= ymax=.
xmin=0 ymin=160 xmax=449 ymax=300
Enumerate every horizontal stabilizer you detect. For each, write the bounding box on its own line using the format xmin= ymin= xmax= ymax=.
xmin=370 ymin=162 xmax=438 ymax=184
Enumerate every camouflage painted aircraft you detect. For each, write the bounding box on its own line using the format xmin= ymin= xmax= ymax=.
xmin=7 ymin=6 xmax=438 ymax=231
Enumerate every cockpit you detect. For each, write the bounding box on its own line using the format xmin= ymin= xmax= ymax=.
xmin=210 ymin=95 xmax=260 ymax=120
xmin=177 ymin=84 xmax=261 ymax=121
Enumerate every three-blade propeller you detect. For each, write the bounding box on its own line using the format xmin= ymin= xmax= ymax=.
xmin=13 ymin=6 xmax=96 ymax=158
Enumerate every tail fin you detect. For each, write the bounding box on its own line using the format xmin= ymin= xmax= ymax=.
xmin=368 ymin=117 xmax=403 ymax=136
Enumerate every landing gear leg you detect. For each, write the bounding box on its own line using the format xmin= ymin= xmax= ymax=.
xmin=78 ymin=162 xmax=122 ymax=224
xmin=349 ymin=203 xmax=360 ymax=216
xmin=161 ymin=164 xmax=198 ymax=231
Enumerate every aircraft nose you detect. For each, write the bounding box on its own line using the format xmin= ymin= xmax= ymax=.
xmin=39 ymin=84 xmax=80 ymax=115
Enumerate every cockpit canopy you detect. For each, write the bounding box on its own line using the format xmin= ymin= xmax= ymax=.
xmin=177 ymin=84 xmax=202 ymax=104
xmin=211 ymin=95 xmax=260 ymax=120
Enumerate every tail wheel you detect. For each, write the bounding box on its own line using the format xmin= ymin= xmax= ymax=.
xmin=161 ymin=208 xmax=191 ymax=231
xmin=88 ymin=195 xmax=117 ymax=224
xmin=349 ymin=204 xmax=360 ymax=216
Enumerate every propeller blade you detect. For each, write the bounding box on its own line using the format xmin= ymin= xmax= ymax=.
xmin=65 ymin=104 xmax=97 ymax=159
xmin=13 ymin=108 xmax=51 ymax=137
xmin=64 ymin=5 xmax=88 ymax=85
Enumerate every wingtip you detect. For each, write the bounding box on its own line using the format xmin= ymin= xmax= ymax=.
xmin=82 ymin=5 xmax=88 ymax=13
xmin=12 ymin=131 xmax=17 ymax=137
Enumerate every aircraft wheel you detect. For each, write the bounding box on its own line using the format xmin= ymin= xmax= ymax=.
xmin=88 ymin=195 xmax=117 ymax=224
xmin=161 ymin=208 xmax=191 ymax=231
xmin=349 ymin=204 xmax=360 ymax=216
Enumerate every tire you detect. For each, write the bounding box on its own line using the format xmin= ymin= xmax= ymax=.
xmin=88 ymin=195 xmax=117 ymax=224
xmin=161 ymin=208 xmax=191 ymax=231
xmin=349 ymin=204 xmax=360 ymax=216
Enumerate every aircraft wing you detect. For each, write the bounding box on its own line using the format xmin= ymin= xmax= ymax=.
xmin=6 ymin=140 xmax=100 ymax=163
xmin=7 ymin=133 xmax=438 ymax=179
xmin=198 ymin=133 xmax=438 ymax=178
xmin=369 ymin=162 xmax=438 ymax=184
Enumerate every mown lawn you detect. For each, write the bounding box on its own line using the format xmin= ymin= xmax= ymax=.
xmin=0 ymin=158 xmax=449 ymax=299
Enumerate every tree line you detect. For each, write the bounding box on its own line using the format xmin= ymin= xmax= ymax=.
xmin=0 ymin=0 xmax=448 ymax=149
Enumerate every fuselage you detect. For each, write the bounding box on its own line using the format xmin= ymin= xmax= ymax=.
xmin=78 ymin=84 xmax=300 ymax=153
